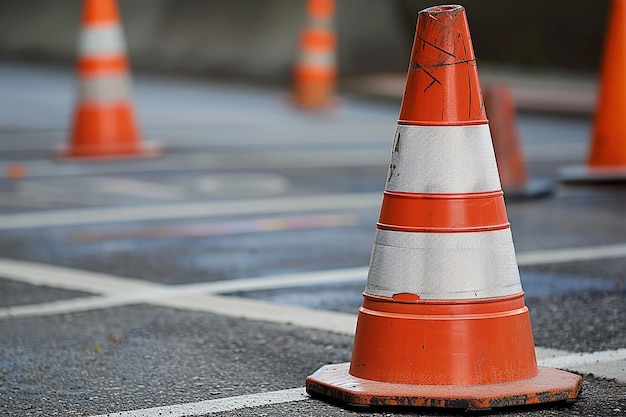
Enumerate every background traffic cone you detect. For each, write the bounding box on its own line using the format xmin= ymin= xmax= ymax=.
xmin=58 ymin=0 xmax=159 ymax=160
xmin=291 ymin=0 xmax=337 ymax=109
xmin=306 ymin=5 xmax=582 ymax=410
xmin=561 ymin=0 xmax=626 ymax=181
xmin=483 ymin=82 xmax=553 ymax=198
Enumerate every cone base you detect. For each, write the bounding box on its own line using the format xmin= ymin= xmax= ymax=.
xmin=560 ymin=165 xmax=626 ymax=183
xmin=306 ymin=363 xmax=582 ymax=410
xmin=55 ymin=141 xmax=162 ymax=162
xmin=290 ymin=94 xmax=337 ymax=110
xmin=503 ymin=178 xmax=554 ymax=200
xmin=290 ymin=81 xmax=337 ymax=110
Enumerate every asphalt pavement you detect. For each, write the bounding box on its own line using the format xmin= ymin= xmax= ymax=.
xmin=0 ymin=62 xmax=624 ymax=416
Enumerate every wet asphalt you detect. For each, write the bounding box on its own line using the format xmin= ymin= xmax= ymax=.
xmin=0 ymin=63 xmax=624 ymax=416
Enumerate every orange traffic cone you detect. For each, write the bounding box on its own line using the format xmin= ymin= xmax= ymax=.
xmin=483 ymin=82 xmax=553 ymax=198
xmin=5 ymin=163 xmax=26 ymax=180
xmin=59 ymin=0 xmax=159 ymax=160
xmin=562 ymin=0 xmax=626 ymax=181
xmin=306 ymin=5 xmax=582 ymax=410
xmin=291 ymin=0 xmax=337 ymax=109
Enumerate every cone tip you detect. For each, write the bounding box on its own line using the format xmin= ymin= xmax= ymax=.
xmin=420 ymin=4 xmax=465 ymax=15
xmin=399 ymin=3 xmax=485 ymax=125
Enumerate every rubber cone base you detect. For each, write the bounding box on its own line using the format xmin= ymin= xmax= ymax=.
xmin=306 ymin=363 xmax=582 ymax=410
xmin=560 ymin=165 xmax=626 ymax=183
xmin=291 ymin=86 xmax=337 ymax=110
xmin=503 ymin=178 xmax=555 ymax=200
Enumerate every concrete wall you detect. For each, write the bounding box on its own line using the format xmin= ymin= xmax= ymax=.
xmin=0 ymin=1 xmax=607 ymax=83
xmin=0 ymin=0 xmax=409 ymax=83
xmin=398 ymin=0 xmax=608 ymax=73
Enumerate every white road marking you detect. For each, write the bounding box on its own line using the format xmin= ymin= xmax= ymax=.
xmin=0 ymin=292 xmax=359 ymax=334
xmin=17 ymin=181 xmax=110 ymax=206
xmin=83 ymin=347 xmax=624 ymax=417
xmin=0 ymin=122 xmax=393 ymax=152
xmin=0 ymin=258 xmax=360 ymax=332
xmin=0 ymin=192 xmax=50 ymax=208
xmin=194 ymin=173 xmax=289 ymax=197
xmin=0 ymin=148 xmax=388 ymax=179
xmin=0 ymin=295 xmax=137 ymax=318
xmin=0 ymin=258 xmax=161 ymax=294
xmin=516 ymin=243 xmax=626 ymax=266
xmin=87 ymin=178 xmax=187 ymax=200
xmin=3 ymin=185 xmax=626 ymax=268
xmin=538 ymin=348 xmax=626 ymax=368
xmin=0 ymin=192 xmax=381 ymax=230
xmin=177 ymin=267 xmax=367 ymax=294
xmin=158 ymin=294 xmax=358 ymax=335
xmin=0 ymin=186 xmax=107 ymax=208
xmin=0 ymin=257 xmax=624 ymax=382
xmin=538 ymin=349 xmax=626 ymax=383
xmin=88 ymin=387 xmax=308 ymax=417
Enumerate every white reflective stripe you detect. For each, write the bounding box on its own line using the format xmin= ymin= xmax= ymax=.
xmin=298 ymin=50 xmax=336 ymax=68
xmin=310 ymin=18 xmax=333 ymax=29
xmin=78 ymin=74 xmax=131 ymax=103
xmin=385 ymin=124 xmax=501 ymax=193
xmin=79 ymin=24 xmax=126 ymax=56
xmin=365 ymin=228 xmax=522 ymax=299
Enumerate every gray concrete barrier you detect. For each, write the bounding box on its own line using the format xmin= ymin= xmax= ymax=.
xmin=0 ymin=0 xmax=409 ymax=83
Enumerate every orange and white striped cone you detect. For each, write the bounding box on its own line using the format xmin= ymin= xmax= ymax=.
xmin=291 ymin=0 xmax=337 ymax=109
xmin=306 ymin=5 xmax=582 ymax=410
xmin=562 ymin=0 xmax=626 ymax=182
xmin=483 ymin=82 xmax=553 ymax=198
xmin=58 ymin=0 xmax=159 ymax=160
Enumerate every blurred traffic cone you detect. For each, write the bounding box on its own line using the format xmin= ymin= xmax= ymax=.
xmin=562 ymin=0 xmax=626 ymax=181
xmin=291 ymin=0 xmax=337 ymax=109
xmin=5 ymin=163 xmax=26 ymax=180
xmin=483 ymin=82 xmax=553 ymax=198
xmin=59 ymin=0 xmax=159 ymax=160
xmin=306 ymin=5 xmax=582 ymax=410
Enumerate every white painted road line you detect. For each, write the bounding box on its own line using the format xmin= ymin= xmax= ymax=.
xmin=158 ymin=294 xmax=358 ymax=335
xmin=0 ymin=148 xmax=389 ymax=179
xmin=0 ymin=256 xmax=364 ymax=309
xmin=85 ymin=350 xmax=626 ymax=417
xmin=516 ymin=243 xmax=626 ymax=266
xmin=538 ymin=348 xmax=626 ymax=368
xmin=0 ymin=247 xmax=621 ymax=321
xmin=0 ymin=258 xmax=161 ymax=294
xmin=0 ymin=258 xmax=359 ymax=333
xmin=0 ymin=192 xmax=381 ymax=230
xmin=88 ymin=387 xmax=308 ymax=417
xmin=0 ymin=257 xmax=623 ymax=382
xmin=0 ymin=291 xmax=359 ymax=336
xmin=0 ymin=295 xmax=136 ymax=319
xmin=178 ymin=266 xmax=368 ymax=294
xmin=87 ymin=177 xmax=188 ymax=200
xmin=2 ymin=189 xmax=626 ymax=269
xmin=538 ymin=349 xmax=626 ymax=383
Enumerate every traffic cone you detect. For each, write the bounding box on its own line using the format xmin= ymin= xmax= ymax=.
xmin=306 ymin=5 xmax=582 ymax=410
xmin=58 ymin=0 xmax=159 ymax=160
xmin=5 ymin=163 xmax=26 ymax=180
xmin=562 ymin=0 xmax=626 ymax=181
xmin=483 ymin=82 xmax=553 ymax=198
xmin=291 ymin=0 xmax=337 ymax=109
